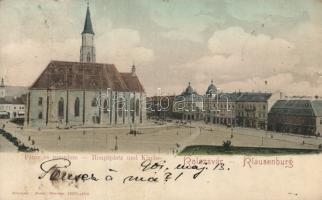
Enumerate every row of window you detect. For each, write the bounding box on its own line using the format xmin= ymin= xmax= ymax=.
xmin=238 ymin=104 xmax=266 ymax=110
xmin=38 ymin=97 xmax=141 ymax=119
xmin=213 ymin=104 xmax=235 ymax=109
xmin=0 ymin=105 xmax=24 ymax=110
xmin=237 ymin=112 xmax=267 ymax=118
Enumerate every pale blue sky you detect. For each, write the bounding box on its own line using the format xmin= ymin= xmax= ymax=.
xmin=1 ymin=0 xmax=322 ymax=95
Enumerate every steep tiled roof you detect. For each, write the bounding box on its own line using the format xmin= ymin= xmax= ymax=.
xmin=217 ymin=92 xmax=242 ymax=102
xmin=30 ymin=61 xmax=144 ymax=93
xmin=312 ymin=100 xmax=322 ymax=117
xmin=237 ymin=92 xmax=272 ymax=102
xmin=120 ymin=73 xmax=145 ymax=93
xmin=269 ymin=100 xmax=317 ymax=117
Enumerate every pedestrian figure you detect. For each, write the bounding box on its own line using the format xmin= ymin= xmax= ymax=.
xmin=302 ymin=140 xmax=305 ymax=145
xmin=231 ymin=134 xmax=234 ymax=139
xmin=31 ymin=140 xmax=35 ymax=145
xmin=58 ymin=135 xmax=61 ymax=140
xmin=28 ymin=136 xmax=31 ymax=141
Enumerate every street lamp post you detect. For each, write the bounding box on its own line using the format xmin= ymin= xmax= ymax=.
xmin=265 ymin=120 xmax=268 ymax=137
xmin=115 ymin=136 xmax=118 ymax=151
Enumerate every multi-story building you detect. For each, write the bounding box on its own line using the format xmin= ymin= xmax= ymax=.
xmin=203 ymin=80 xmax=272 ymax=128
xmin=146 ymin=95 xmax=178 ymax=120
xmin=204 ymin=87 xmax=240 ymax=126
xmin=0 ymin=97 xmax=25 ymax=119
xmin=268 ymin=99 xmax=322 ymax=135
xmin=235 ymin=93 xmax=272 ymax=129
xmin=173 ymin=82 xmax=204 ymax=121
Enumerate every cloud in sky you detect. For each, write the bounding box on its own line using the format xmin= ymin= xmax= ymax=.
xmin=96 ymin=28 xmax=155 ymax=70
xmin=1 ymin=0 xmax=322 ymax=96
xmin=161 ymin=26 xmax=303 ymax=94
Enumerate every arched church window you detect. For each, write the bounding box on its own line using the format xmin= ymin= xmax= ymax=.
xmin=130 ymin=96 xmax=135 ymax=123
xmin=118 ymin=100 xmax=123 ymax=117
xmin=125 ymin=99 xmax=128 ymax=117
xmin=130 ymin=97 xmax=135 ymax=111
xmin=91 ymin=98 xmax=97 ymax=107
xmin=103 ymin=99 xmax=108 ymax=113
xmin=74 ymin=97 xmax=80 ymax=117
xmin=136 ymin=99 xmax=140 ymax=117
xmin=58 ymin=97 xmax=64 ymax=118
xmin=87 ymin=52 xmax=91 ymax=62
xmin=38 ymin=112 xmax=43 ymax=119
xmin=38 ymin=97 xmax=43 ymax=106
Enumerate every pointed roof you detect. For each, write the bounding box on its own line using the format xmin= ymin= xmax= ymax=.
xmin=120 ymin=73 xmax=145 ymax=93
xmin=29 ymin=61 xmax=145 ymax=93
xmin=82 ymin=6 xmax=94 ymax=34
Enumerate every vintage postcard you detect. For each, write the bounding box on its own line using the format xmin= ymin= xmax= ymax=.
xmin=1 ymin=0 xmax=322 ymax=199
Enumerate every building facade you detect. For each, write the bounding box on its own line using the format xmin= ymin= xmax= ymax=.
xmin=146 ymin=95 xmax=178 ymax=120
xmin=173 ymin=82 xmax=204 ymax=121
xmin=205 ymin=92 xmax=239 ymax=126
xmin=203 ymin=81 xmax=272 ymax=129
xmin=25 ymin=6 xmax=146 ymax=128
xmin=268 ymin=100 xmax=322 ymax=135
xmin=0 ymin=97 xmax=25 ymax=119
xmin=235 ymin=93 xmax=272 ymax=129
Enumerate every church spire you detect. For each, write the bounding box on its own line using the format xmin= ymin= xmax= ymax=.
xmin=80 ymin=3 xmax=96 ymax=63
xmin=82 ymin=5 xmax=94 ymax=34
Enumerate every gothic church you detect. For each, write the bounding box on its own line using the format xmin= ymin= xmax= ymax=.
xmin=25 ymin=6 xmax=146 ymax=128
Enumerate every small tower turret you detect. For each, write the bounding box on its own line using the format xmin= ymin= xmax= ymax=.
xmin=131 ymin=64 xmax=136 ymax=76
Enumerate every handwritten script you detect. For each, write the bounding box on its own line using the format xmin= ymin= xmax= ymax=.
xmin=38 ymin=158 xmax=230 ymax=185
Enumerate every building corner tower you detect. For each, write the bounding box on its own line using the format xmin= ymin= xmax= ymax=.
xmin=80 ymin=5 xmax=96 ymax=63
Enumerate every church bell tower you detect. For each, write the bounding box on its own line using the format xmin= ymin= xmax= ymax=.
xmin=80 ymin=4 xmax=96 ymax=63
